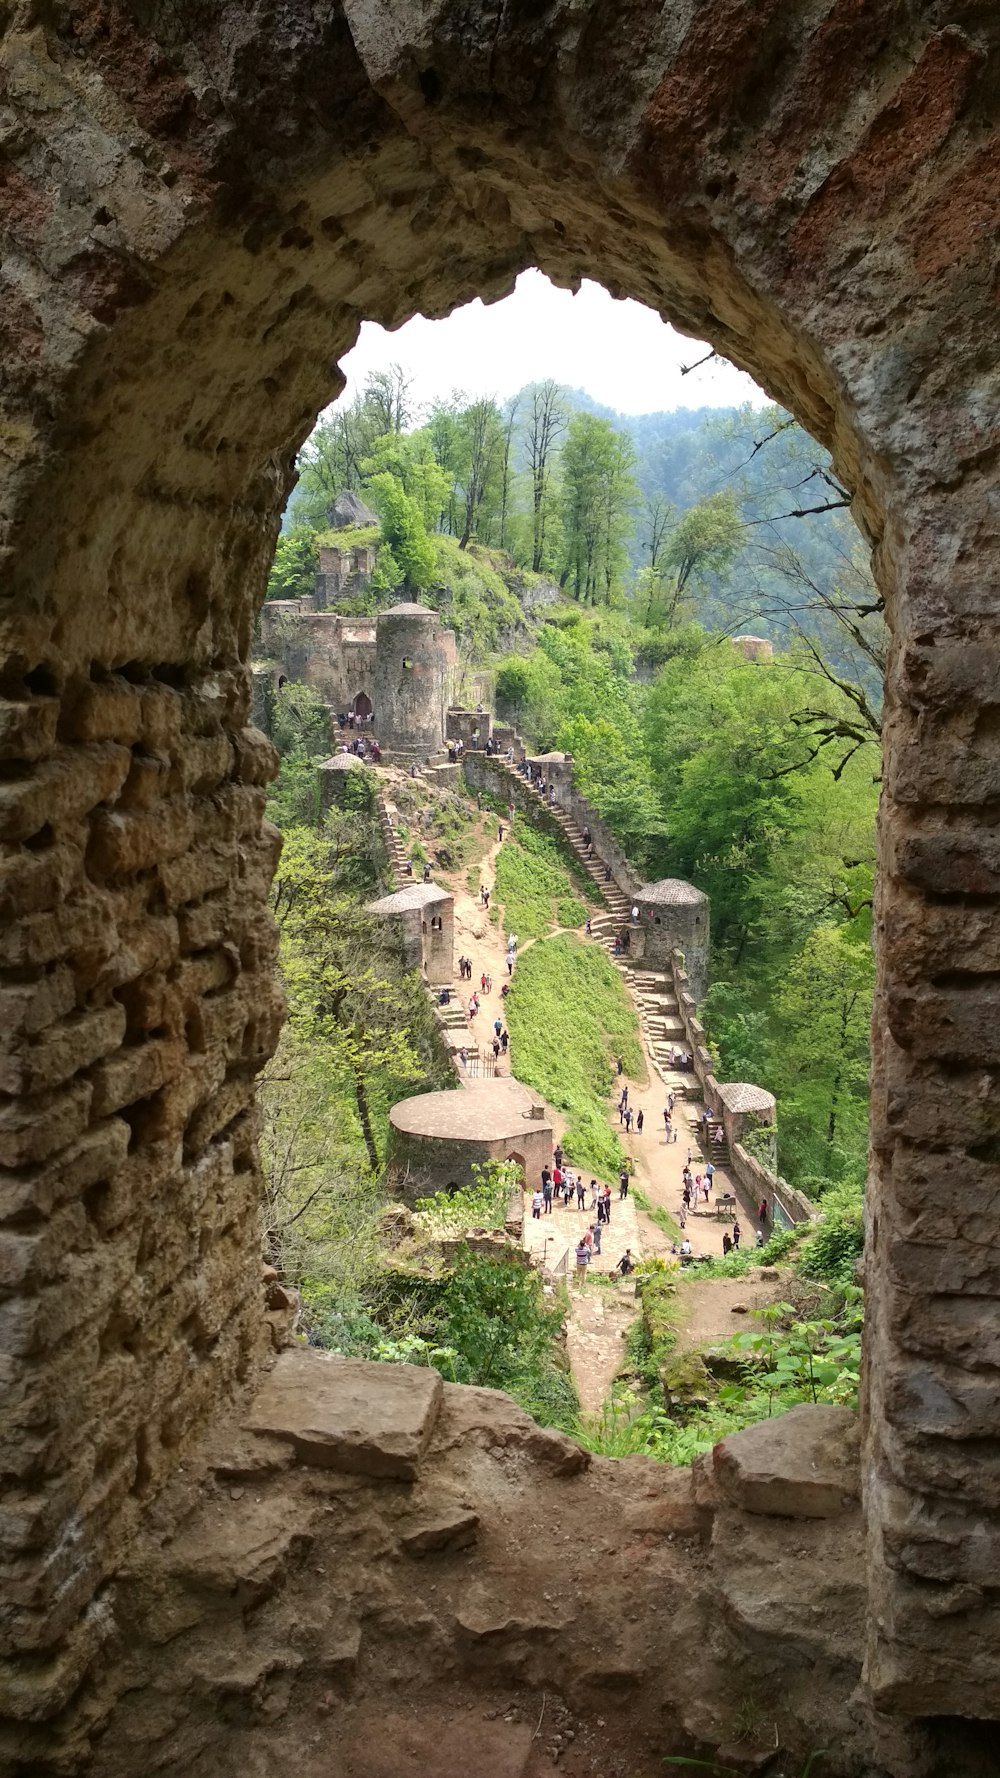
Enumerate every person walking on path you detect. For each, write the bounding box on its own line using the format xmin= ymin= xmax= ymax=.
xmin=542 ymin=1173 xmax=553 ymax=1214
xmin=636 ymin=1109 xmax=644 ymax=1134
xmin=623 ymin=1107 xmax=634 ymax=1134
xmin=705 ymin=1159 xmax=715 ymax=1192
xmin=506 ymin=955 xmax=513 ymax=975
xmin=732 ymin=1221 xmax=742 ymax=1250
xmin=596 ymin=1193 xmax=606 ymax=1226
xmin=494 ymin=1016 xmax=503 ymax=1036
xmin=589 ymin=1179 xmax=598 ymax=1210
xmin=618 ymin=1249 xmax=634 ymax=1276
xmin=554 ymin=1144 xmax=563 ymax=1170
xmin=531 ymin=1189 xmax=542 ymax=1220
xmin=603 ymin=1185 xmax=613 ymax=1223
xmin=722 ymin=1231 xmax=733 ymax=1256
xmin=619 ymin=1166 xmax=630 ymax=1200
xmin=576 ymin=1175 xmax=586 ymax=1210
xmin=501 ymin=1030 xmax=509 ymax=1053
xmin=575 ymin=1239 xmax=592 ymax=1287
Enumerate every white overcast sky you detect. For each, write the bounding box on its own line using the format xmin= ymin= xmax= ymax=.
xmin=330 ymin=269 xmax=766 ymax=420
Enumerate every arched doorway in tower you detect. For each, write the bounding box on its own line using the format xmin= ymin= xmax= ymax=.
xmin=353 ymin=691 xmax=373 ymax=721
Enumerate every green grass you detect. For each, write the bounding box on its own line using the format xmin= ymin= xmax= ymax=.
xmin=504 ymin=932 xmax=645 ymax=1177
xmin=494 ymin=824 xmax=601 ymax=942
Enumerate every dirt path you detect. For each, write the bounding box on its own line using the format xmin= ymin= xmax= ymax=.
xmin=564 ymin=1280 xmax=638 ymax=1415
xmin=436 ymin=799 xmax=769 ymax=1416
xmin=670 ymin=1273 xmax=779 ymax=1351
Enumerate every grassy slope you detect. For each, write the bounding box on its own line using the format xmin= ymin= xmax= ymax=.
xmin=505 ymin=932 xmax=645 ymax=1178
xmin=494 ymin=822 xmax=601 ymax=941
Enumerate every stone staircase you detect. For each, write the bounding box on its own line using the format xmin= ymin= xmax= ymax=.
xmin=375 ymin=787 xmax=409 ymax=888
xmin=491 ymin=759 xmax=633 ymax=962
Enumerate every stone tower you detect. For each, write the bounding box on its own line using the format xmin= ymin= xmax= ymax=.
xmin=373 ymin=602 xmax=451 ymax=757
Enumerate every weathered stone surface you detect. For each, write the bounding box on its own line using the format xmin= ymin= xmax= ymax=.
xmin=714 ymin=1405 xmax=860 ymax=1519
xmin=433 ymin=1383 xmax=590 ymax=1475
xmin=341 ymin=1709 xmax=534 ymax=1778
xmin=399 ymin=1506 xmax=480 ymax=1555
xmin=244 ymin=1350 xmax=443 ymax=1479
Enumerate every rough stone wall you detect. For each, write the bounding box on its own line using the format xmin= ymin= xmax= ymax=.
xmin=1 ymin=0 xmax=1000 ymax=1761
xmin=639 ymin=896 xmax=710 ymax=1002
xmin=0 ymin=665 xmax=284 ymax=1729
xmin=373 ymin=609 xmax=449 ymax=756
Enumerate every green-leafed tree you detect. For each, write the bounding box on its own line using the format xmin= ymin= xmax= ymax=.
xmin=559 ymin=413 xmax=637 ymax=604
xmin=266 ymin=528 xmax=318 ymax=601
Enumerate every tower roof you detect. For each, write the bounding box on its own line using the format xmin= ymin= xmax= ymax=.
xmin=380 ymin=601 xmax=436 ymax=618
xmin=639 ymin=878 xmax=707 ymax=906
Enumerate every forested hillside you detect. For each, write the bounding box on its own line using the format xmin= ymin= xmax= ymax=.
xmin=271 ymin=365 xmax=879 ymax=1215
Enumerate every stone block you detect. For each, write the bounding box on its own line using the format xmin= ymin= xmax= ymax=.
xmin=88 ymin=804 xmax=196 ymax=875
xmin=0 ymin=743 xmax=130 ymax=841
xmin=244 ymin=1350 xmax=443 ymax=1479
xmin=0 ymin=1079 xmax=93 ymax=1168
xmin=713 ymin=1404 xmax=859 ymax=1518
xmin=0 ymin=1117 xmax=130 ymax=1222
xmin=0 ymin=697 xmax=59 ymax=762
xmin=399 ymin=1506 xmax=479 ymax=1555
xmin=60 ymin=679 xmax=144 ymax=745
xmin=233 ymin=725 xmax=280 ymax=785
xmin=433 ymin=1383 xmax=590 ymax=1475
xmin=0 ymin=1003 xmax=127 ymax=1096
xmin=88 ymin=1036 xmax=183 ymax=1119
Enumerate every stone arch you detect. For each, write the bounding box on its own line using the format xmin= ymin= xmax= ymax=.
xmin=353 ymin=690 xmax=373 ymax=720
xmin=3 ymin=2 xmax=1000 ymax=1758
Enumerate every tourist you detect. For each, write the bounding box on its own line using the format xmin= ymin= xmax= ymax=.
xmin=585 ymin=917 xmax=592 ymax=937
xmin=702 ymin=1177 xmax=710 ymax=1205
xmin=705 ymin=1159 xmax=715 ymax=1191
xmin=468 ymin=994 xmax=478 ymax=1018
xmin=678 ymin=1203 xmax=686 ymax=1229
xmin=582 ymin=825 xmax=592 ymax=849
xmin=554 ymin=1144 xmax=563 ymax=1169
xmin=575 ymin=1239 xmax=591 ymax=1287
xmin=596 ymin=1193 xmax=606 ymax=1226
xmin=531 ymin=1189 xmax=543 ymax=1220
xmin=636 ymin=1109 xmax=644 ymax=1134
xmin=482 ymin=973 xmax=488 ymax=993
xmin=501 ymin=1030 xmax=509 ymax=1053
xmin=694 ymin=1172 xmax=702 ymax=1200
xmin=619 ymin=1085 xmax=629 ymax=1110
xmin=500 ymin=981 xmax=510 ymax=1000
xmin=619 ymin=1166 xmax=630 ymax=1200
xmin=564 ymin=1175 xmax=575 ymax=1207
xmin=552 ymin=1163 xmax=563 ymax=1198
xmin=423 ymin=861 xmax=431 ymax=883
xmin=458 ymin=1047 xmax=467 ymax=1069
xmin=590 ymin=1219 xmax=602 ymax=1255
xmin=722 ymin=1232 xmax=733 ymax=1256
xmin=506 ymin=955 xmax=513 ymax=975
xmin=616 ymin=1056 xmax=624 ymax=1075
xmin=484 ymin=973 xmax=492 ymax=993
xmin=541 ymin=1168 xmax=553 ymax=1213
xmin=679 ymin=1237 xmax=692 ymax=1259
xmin=623 ymin=1107 xmax=634 ymax=1134
xmin=758 ymin=1197 xmax=768 ymax=1225
xmin=602 ymin=1185 xmax=613 ymax=1223
xmin=498 ymin=822 xmax=504 ymax=842
xmin=756 ymin=1229 xmax=765 ymax=1249
xmin=618 ymin=1249 xmax=634 ymax=1276
xmin=492 ymin=1036 xmax=500 ymax=1062
xmin=576 ymin=1174 xmax=586 ymax=1209
xmin=613 ymin=935 xmax=622 ymax=957
xmin=405 ymin=859 xmax=414 ymax=877
xmin=732 ymin=1221 xmax=741 ymax=1251
xmin=589 ymin=1179 xmax=598 ymax=1209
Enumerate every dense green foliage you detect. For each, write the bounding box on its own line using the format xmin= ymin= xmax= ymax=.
xmin=577 ymin=1279 xmax=863 ymax=1465
xmin=504 ymin=933 xmax=644 ymax=1178
xmin=497 ymin=616 xmax=875 ymax=1200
